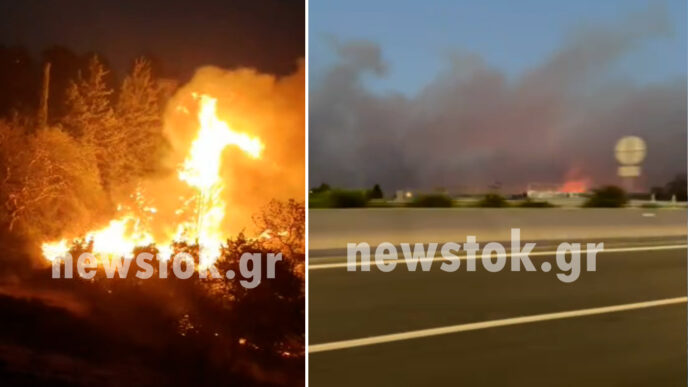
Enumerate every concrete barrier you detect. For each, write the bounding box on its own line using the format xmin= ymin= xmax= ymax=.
xmin=309 ymin=208 xmax=687 ymax=252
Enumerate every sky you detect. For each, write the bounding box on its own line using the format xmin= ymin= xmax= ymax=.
xmin=310 ymin=0 xmax=686 ymax=95
xmin=0 ymin=0 xmax=304 ymax=79
xmin=309 ymin=0 xmax=687 ymax=193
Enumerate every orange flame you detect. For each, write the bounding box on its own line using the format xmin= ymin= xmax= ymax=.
xmin=558 ymin=178 xmax=590 ymax=194
xmin=41 ymin=94 xmax=264 ymax=267
xmin=178 ymin=94 xmax=263 ymax=266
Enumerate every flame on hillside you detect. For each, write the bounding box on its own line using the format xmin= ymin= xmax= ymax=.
xmin=42 ymin=94 xmax=264 ymax=267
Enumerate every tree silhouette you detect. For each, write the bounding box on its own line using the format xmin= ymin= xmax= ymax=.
xmin=368 ymin=183 xmax=383 ymax=199
xmin=116 ymin=57 xmax=168 ymax=178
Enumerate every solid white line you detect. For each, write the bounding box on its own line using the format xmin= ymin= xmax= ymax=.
xmin=309 ymin=296 xmax=687 ymax=353
xmin=309 ymin=244 xmax=687 ymax=270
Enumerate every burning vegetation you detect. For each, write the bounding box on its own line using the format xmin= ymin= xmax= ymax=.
xmin=0 ymin=52 xmax=305 ymax=385
xmin=42 ymin=92 xmax=266 ymax=267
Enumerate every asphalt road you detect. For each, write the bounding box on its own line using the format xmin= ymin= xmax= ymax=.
xmin=309 ymin=241 xmax=687 ymax=386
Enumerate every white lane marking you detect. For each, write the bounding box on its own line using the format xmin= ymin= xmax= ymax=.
xmin=309 ymin=296 xmax=687 ymax=353
xmin=309 ymin=244 xmax=687 ymax=270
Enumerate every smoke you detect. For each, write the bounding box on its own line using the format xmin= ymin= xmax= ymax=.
xmin=309 ymin=6 xmax=686 ymax=193
xmin=142 ymin=61 xmax=304 ymax=238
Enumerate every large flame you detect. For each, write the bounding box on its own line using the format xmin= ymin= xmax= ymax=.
xmin=42 ymin=215 xmax=154 ymax=262
xmin=178 ymin=94 xmax=263 ymax=266
xmin=41 ymin=94 xmax=264 ymax=267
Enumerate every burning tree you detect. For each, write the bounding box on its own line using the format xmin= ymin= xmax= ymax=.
xmin=62 ymin=55 xmax=168 ymax=193
xmin=253 ymin=199 xmax=305 ymax=259
xmin=116 ymin=57 xmax=168 ymax=179
xmin=0 ymin=50 xmax=305 ymax=385
xmin=0 ymin=123 xmax=104 ymax=238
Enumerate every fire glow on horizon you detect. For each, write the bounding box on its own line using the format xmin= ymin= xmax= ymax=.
xmin=558 ymin=178 xmax=590 ymax=194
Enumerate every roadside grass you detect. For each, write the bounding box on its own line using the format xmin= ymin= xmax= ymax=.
xmin=309 ymin=189 xmax=368 ymax=208
xmin=476 ymin=194 xmax=509 ymax=208
xmin=517 ymin=198 xmax=556 ymax=208
xmin=407 ymin=194 xmax=453 ymax=208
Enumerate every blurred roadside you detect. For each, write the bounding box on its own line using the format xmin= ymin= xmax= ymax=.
xmin=309 ymin=208 xmax=686 ymax=254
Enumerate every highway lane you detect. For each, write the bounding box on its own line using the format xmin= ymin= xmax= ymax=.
xmin=309 ymin=243 xmax=686 ymax=386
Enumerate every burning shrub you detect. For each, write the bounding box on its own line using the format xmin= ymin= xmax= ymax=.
xmin=38 ymin=199 xmax=305 ymax=385
xmin=62 ymin=56 xmax=168 ymax=193
xmin=28 ymin=239 xmax=303 ymax=384
xmin=253 ymin=199 xmax=305 ymax=258
xmin=215 ymin=234 xmax=304 ymax=359
xmin=0 ymin=55 xmax=170 ymax=250
xmin=0 ymin=122 xmax=108 ymax=241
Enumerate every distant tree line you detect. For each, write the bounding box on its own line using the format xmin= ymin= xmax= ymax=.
xmin=309 ymin=183 xmax=385 ymax=208
xmin=310 ymin=179 xmax=687 ymax=209
xmin=0 ymin=45 xmax=167 ymax=118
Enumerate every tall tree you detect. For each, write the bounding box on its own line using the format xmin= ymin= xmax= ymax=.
xmin=62 ymin=55 xmax=125 ymax=191
xmin=62 ymin=55 xmax=117 ymax=139
xmin=368 ymin=184 xmax=384 ymax=199
xmin=116 ymin=57 xmax=167 ymax=177
xmin=0 ymin=121 xmax=104 ymax=238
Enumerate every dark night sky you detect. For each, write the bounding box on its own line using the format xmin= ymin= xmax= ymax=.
xmin=0 ymin=0 xmax=304 ymax=79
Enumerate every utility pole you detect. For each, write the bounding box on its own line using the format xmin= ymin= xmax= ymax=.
xmin=38 ymin=62 xmax=51 ymax=128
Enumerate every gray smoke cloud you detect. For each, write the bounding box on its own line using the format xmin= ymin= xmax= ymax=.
xmin=309 ymin=5 xmax=686 ymax=193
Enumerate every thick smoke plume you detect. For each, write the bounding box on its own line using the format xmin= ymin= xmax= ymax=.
xmin=142 ymin=61 xmax=305 ymax=239
xmin=309 ymin=7 xmax=686 ymax=193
